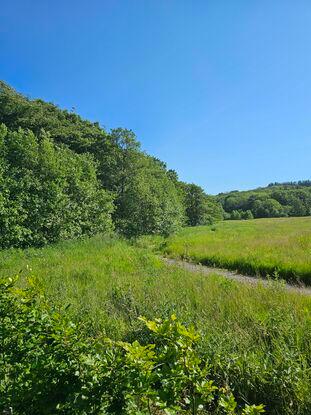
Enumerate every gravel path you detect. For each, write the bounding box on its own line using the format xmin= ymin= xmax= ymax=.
xmin=163 ymin=257 xmax=311 ymax=296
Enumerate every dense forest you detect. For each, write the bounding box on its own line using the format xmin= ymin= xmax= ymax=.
xmin=0 ymin=81 xmax=222 ymax=248
xmin=218 ymin=181 xmax=311 ymax=220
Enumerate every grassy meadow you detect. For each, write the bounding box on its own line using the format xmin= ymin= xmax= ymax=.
xmin=1 ymin=233 xmax=311 ymax=414
xmin=163 ymin=217 xmax=311 ymax=283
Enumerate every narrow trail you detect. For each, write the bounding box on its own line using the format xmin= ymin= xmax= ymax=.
xmin=162 ymin=257 xmax=311 ymax=296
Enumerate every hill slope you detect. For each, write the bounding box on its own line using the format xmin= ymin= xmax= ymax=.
xmin=217 ymin=181 xmax=311 ymax=219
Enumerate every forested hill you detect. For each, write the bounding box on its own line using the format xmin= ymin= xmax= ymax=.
xmin=0 ymin=81 xmax=222 ymax=248
xmin=217 ymin=181 xmax=311 ymax=220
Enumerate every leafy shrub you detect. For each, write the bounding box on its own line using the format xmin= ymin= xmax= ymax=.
xmin=0 ymin=277 xmax=264 ymax=415
xmin=228 ymin=210 xmax=253 ymax=220
xmin=230 ymin=210 xmax=242 ymax=220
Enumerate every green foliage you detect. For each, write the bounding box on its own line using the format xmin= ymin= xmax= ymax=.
xmin=0 ymin=234 xmax=310 ymax=414
xmin=230 ymin=210 xmax=242 ymax=220
xmin=0 ymin=124 xmax=114 ymax=248
xmin=0 ymin=278 xmax=264 ymax=414
xmin=0 ymin=81 xmax=107 ymax=152
xmin=180 ymin=183 xmax=223 ymax=226
xmin=109 ymin=139 xmax=185 ymax=237
xmin=230 ymin=210 xmax=253 ymax=220
xmin=0 ymin=81 xmax=310 ymax=241
xmin=0 ymin=82 xmax=208 ymax=241
xmin=252 ymin=198 xmax=286 ymax=218
xmin=242 ymin=210 xmax=254 ymax=220
xmin=218 ymin=183 xmax=311 ymax=219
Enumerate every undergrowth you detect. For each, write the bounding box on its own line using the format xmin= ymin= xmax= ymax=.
xmin=0 ymin=234 xmax=310 ymax=413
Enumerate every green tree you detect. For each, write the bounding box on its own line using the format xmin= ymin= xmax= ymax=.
xmin=115 ymin=153 xmax=185 ymax=237
xmin=0 ymin=84 xmax=187 ymax=239
xmin=231 ymin=210 xmax=242 ymax=220
xmin=0 ymin=125 xmax=114 ymax=248
xmin=181 ymin=183 xmax=223 ymax=226
xmin=241 ymin=210 xmax=254 ymax=220
xmin=252 ymin=199 xmax=285 ymax=218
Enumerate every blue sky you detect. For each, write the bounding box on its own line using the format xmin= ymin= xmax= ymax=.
xmin=1 ymin=0 xmax=310 ymax=194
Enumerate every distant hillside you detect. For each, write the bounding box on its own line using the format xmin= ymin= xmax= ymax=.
xmin=217 ymin=181 xmax=311 ymax=220
xmin=267 ymin=180 xmax=311 ymax=188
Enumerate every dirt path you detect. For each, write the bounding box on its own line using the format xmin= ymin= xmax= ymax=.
xmin=162 ymin=257 xmax=311 ymax=296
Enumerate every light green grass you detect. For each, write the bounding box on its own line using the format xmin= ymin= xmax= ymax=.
xmin=1 ymin=234 xmax=311 ymax=413
xmin=163 ymin=217 xmax=311 ymax=283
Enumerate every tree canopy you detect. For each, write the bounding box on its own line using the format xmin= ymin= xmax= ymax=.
xmin=2 ymin=80 xmax=308 ymax=246
xmin=0 ymin=81 xmax=223 ymax=247
xmin=218 ymin=183 xmax=311 ymax=220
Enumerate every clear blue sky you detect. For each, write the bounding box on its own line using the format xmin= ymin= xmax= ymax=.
xmin=1 ymin=1 xmax=310 ymax=194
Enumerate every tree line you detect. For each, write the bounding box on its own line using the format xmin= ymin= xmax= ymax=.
xmin=0 ymin=82 xmax=222 ymax=248
xmin=1 ymin=81 xmax=309 ymax=248
xmin=218 ymin=183 xmax=311 ymax=220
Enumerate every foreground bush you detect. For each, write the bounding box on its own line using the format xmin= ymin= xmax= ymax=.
xmin=0 ymin=277 xmax=264 ymax=415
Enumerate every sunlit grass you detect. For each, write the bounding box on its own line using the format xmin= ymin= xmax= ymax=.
xmin=163 ymin=217 xmax=311 ymax=283
xmin=1 ymin=234 xmax=311 ymax=413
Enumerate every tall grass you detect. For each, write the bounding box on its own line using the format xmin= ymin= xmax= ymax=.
xmin=163 ymin=217 xmax=311 ymax=283
xmin=1 ymin=234 xmax=311 ymax=413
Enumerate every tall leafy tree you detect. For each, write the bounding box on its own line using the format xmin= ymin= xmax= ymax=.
xmin=181 ymin=183 xmax=223 ymax=226
xmin=0 ymin=125 xmax=114 ymax=248
xmin=0 ymin=81 xmax=227 ymax=242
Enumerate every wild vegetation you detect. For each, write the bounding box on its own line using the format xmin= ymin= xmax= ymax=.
xmin=1 ymin=82 xmax=311 ymax=414
xmin=1 ymin=235 xmax=311 ymax=414
xmin=0 ymin=82 xmax=222 ymax=248
xmin=0 ymin=125 xmax=114 ymax=247
xmin=1 ymin=81 xmax=309 ymax=249
xmin=163 ymin=217 xmax=311 ymax=283
xmin=1 ymin=277 xmax=265 ymax=415
xmin=218 ymin=181 xmax=311 ymax=220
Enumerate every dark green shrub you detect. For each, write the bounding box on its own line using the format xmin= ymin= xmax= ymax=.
xmin=0 ymin=277 xmax=264 ymax=415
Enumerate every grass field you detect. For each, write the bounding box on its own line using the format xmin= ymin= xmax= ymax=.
xmin=163 ymin=217 xmax=311 ymax=283
xmin=1 ymin=234 xmax=311 ymax=414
